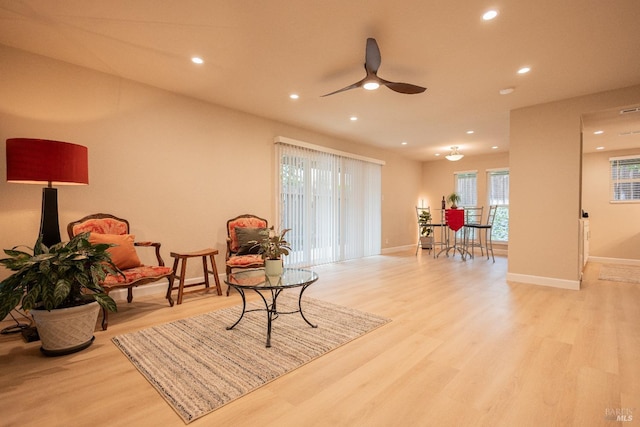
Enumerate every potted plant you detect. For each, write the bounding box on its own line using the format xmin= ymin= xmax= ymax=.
xmin=0 ymin=232 xmax=119 ymax=356
xmin=251 ymin=227 xmax=292 ymax=276
xmin=447 ymin=192 xmax=461 ymax=209
xmin=418 ymin=209 xmax=433 ymax=249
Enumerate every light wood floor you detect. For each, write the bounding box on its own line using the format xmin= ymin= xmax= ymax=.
xmin=1 ymin=249 xmax=639 ymax=427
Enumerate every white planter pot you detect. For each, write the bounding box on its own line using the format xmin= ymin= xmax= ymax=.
xmin=264 ymin=258 xmax=284 ymax=276
xmin=30 ymin=301 xmax=100 ymax=356
xmin=420 ymin=236 xmax=433 ymax=249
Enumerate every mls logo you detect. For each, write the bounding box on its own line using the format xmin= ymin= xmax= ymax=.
xmin=604 ymin=408 xmax=634 ymax=422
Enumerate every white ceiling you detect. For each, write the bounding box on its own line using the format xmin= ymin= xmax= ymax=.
xmin=1 ymin=0 xmax=639 ymax=160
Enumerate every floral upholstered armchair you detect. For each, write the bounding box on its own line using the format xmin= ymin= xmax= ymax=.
xmin=225 ymin=214 xmax=268 ymax=295
xmin=67 ymin=213 xmax=173 ymax=329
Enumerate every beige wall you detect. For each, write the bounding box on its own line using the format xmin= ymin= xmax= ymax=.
xmin=582 ymin=148 xmax=640 ymax=260
xmin=421 ymin=151 xmax=510 ymax=209
xmin=0 ymin=45 xmax=421 ymax=280
xmin=509 ymin=84 xmax=640 ymax=288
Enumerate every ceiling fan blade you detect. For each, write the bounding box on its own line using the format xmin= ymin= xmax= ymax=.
xmin=365 ymin=38 xmax=381 ymax=74
xmin=321 ymin=80 xmax=364 ymax=97
xmin=380 ymin=79 xmax=427 ymax=94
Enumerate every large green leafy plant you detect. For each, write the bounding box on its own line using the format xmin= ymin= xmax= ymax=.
xmin=0 ymin=232 xmax=119 ymax=320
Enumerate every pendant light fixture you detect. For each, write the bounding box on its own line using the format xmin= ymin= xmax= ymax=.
xmin=445 ymin=146 xmax=464 ymax=161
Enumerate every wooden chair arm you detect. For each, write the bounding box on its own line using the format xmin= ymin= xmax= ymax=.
xmin=134 ymin=241 xmax=165 ymax=266
xmin=226 ymin=237 xmax=234 ymax=261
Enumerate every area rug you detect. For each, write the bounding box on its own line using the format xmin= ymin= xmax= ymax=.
xmin=598 ymin=264 xmax=640 ymax=284
xmin=112 ymin=294 xmax=390 ymax=424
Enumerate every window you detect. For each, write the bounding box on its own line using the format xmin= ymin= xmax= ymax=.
xmin=487 ymin=169 xmax=509 ymax=242
xmin=610 ymin=155 xmax=640 ymax=202
xmin=454 ymin=171 xmax=477 ymax=207
xmin=276 ymin=138 xmax=382 ymax=267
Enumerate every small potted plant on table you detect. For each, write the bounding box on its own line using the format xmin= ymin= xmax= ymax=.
xmin=252 ymin=227 xmax=292 ymax=276
xmin=0 ymin=232 xmax=119 ymax=356
xmin=447 ymin=192 xmax=461 ymax=209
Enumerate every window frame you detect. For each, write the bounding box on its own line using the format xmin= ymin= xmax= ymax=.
xmin=609 ymin=155 xmax=640 ymax=203
xmin=486 ymin=168 xmax=510 ymax=243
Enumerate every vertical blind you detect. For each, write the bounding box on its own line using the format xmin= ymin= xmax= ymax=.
xmin=487 ymin=169 xmax=510 ymax=205
xmin=610 ymin=155 xmax=640 ymax=202
xmin=455 ymin=171 xmax=477 ymax=207
xmin=276 ymin=140 xmax=382 ymax=267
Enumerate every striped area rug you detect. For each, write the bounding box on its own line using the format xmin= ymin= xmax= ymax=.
xmin=112 ymin=294 xmax=390 ymax=424
xmin=598 ymin=264 xmax=640 ymax=284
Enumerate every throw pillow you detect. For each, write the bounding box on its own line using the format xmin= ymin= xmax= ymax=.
xmin=235 ymin=227 xmax=267 ymax=255
xmin=88 ymin=233 xmax=142 ymax=270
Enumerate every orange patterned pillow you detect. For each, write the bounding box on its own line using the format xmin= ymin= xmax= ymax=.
xmin=89 ymin=233 xmax=142 ymax=270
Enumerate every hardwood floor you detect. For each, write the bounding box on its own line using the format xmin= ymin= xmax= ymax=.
xmin=1 ymin=249 xmax=639 ymax=426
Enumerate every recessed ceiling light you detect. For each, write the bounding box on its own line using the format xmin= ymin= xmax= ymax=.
xmin=482 ymin=10 xmax=499 ymax=21
xmin=596 ymin=146 xmax=605 ymax=150
xmin=289 ymin=93 xmax=299 ymax=100
xmin=466 ymin=130 xmax=474 ymax=134
xmin=350 ymin=116 xmax=358 ymax=121
xmin=401 ymin=141 xmax=408 ymax=146
xmin=517 ymin=67 xmax=531 ymax=74
xmin=191 ymin=57 xmax=204 ymax=64
xmin=593 ymin=130 xmax=604 ymax=135
xmin=435 ymin=153 xmax=441 ymax=157
xmin=499 ymin=87 xmax=515 ymax=95
xmin=492 ymin=146 xmax=499 ymax=149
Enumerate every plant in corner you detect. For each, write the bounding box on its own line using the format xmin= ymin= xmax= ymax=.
xmin=447 ymin=192 xmax=461 ymax=209
xmin=418 ymin=209 xmax=433 ymax=249
xmin=0 ymin=232 xmax=119 ymax=356
xmin=251 ymin=227 xmax=292 ymax=276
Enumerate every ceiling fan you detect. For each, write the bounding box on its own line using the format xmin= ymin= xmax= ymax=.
xmin=322 ymin=38 xmax=426 ymax=97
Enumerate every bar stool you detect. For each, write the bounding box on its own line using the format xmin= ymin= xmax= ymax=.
xmin=167 ymin=248 xmax=222 ymax=305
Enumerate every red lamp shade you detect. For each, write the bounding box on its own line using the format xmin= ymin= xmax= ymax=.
xmin=6 ymin=138 xmax=89 ymax=248
xmin=6 ymin=138 xmax=88 ymax=185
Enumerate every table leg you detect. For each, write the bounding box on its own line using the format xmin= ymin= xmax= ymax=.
xmin=226 ymin=285 xmax=318 ymax=348
xmin=226 ymin=287 xmax=247 ymax=330
xmin=436 ymin=228 xmax=469 ymax=260
xmin=263 ymin=290 xmax=276 ymax=348
xmin=298 ymin=284 xmax=317 ymax=328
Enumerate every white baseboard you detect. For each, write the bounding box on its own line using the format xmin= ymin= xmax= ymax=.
xmin=588 ymin=256 xmax=640 ymax=266
xmin=506 ymin=273 xmax=580 ymax=291
xmin=381 ymin=245 xmax=415 ymax=254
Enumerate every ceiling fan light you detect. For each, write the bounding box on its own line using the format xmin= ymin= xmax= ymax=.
xmin=363 ymin=81 xmax=380 ymax=90
xmin=445 ymin=146 xmax=464 ymax=161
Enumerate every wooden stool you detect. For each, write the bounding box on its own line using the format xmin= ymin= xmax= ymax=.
xmin=166 ymin=248 xmax=222 ymax=306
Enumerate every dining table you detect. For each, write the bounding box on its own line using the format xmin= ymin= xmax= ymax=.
xmin=436 ymin=208 xmax=469 ymax=260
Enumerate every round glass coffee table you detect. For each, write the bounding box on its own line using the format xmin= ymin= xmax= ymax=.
xmin=224 ymin=268 xmax=319 ymax=347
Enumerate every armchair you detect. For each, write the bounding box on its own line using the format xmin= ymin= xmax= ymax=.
xmin=67 ymin=213 xmax=173 ymax=329
xmin=225 ymin=214 xmax=268 ymax=295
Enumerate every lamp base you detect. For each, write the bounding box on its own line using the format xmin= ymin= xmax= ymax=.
xmin=39 ymin=187 xmax=61 ymax=248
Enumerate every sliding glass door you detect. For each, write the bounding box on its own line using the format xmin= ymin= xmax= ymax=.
xmin=276 ymin=141 xmax=382 ymax=267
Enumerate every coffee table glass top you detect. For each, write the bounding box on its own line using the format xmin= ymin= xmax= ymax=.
xmin=225 ymin=268 xmax=318 ymax=289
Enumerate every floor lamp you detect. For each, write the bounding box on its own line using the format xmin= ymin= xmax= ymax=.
xmin=6 ymin=138 xmax=89 ymax=248
xmin=4 ymin=138 xmax=88 ymax=337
